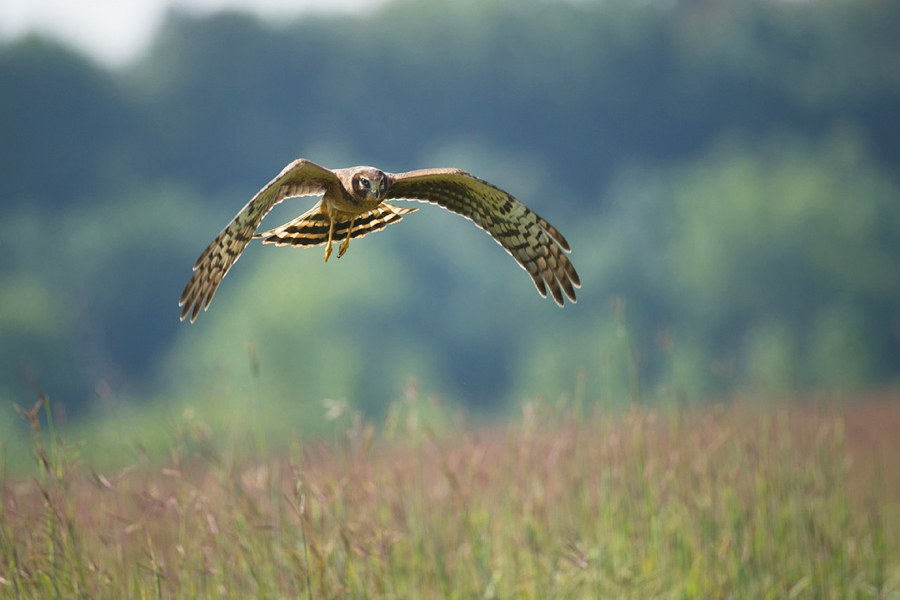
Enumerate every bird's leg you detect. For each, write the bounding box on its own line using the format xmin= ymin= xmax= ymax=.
xmin=338 ymin=216 xmax=356 ymax=258
xmin=323 ymin=216 xmax=336 ymax=262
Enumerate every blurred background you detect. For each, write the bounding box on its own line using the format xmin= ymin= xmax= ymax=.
xmin=1 ymin=0 xmax=899 ymax=449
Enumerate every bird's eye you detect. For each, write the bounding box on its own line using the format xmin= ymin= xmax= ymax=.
xmin=360 ymin=177 xmax=370 ymax=189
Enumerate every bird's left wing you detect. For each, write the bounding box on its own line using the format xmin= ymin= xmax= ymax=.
xmin=179 ymin=159 xmax=339 ymax=322
xmin=385 ymin=169 xmax=580 ymax=306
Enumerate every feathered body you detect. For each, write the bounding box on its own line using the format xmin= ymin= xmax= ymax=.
xmin=179 ymin=159 xmax=580 ymax=322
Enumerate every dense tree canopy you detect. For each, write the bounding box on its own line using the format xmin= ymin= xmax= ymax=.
xmin=1 ymin=0 xmax=898 ymax=426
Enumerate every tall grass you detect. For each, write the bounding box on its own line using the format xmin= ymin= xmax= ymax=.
xmin=1 ymin=391 xmax=898 ymax=599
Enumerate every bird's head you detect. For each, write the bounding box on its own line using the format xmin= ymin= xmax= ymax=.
xmin=351 ymin=168 xmax=390 ymax=202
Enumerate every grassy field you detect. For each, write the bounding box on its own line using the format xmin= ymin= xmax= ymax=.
xmin=2 ymin=391 xmax=899 ymax=599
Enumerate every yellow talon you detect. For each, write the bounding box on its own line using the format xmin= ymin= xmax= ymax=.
xmin=323 ymin=216 xmax=336 ymax=262
xmin=338 ymin=217 xmax=355 ymax=258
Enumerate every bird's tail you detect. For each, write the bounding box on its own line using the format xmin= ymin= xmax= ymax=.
xmin=253 ymin=202 xmax=417 ymax=247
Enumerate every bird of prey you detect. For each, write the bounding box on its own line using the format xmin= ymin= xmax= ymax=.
xmin=179 ymin=158 xmax=580 ymax=322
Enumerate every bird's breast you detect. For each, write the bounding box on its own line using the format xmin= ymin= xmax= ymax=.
xmin=326 ymin=187 xmax=384 ymax=215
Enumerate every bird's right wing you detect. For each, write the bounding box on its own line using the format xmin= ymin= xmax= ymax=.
xmin=385 ymin=168 xmax=580 ymax=306
xmin=179 ymin=159 xmax=339 ymax=322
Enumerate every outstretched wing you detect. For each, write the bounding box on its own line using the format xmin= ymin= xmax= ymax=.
xmin=385 ymin=169 xmax=580 ymax=305
xmin=179 ymin=159 xmax=339 ymax=322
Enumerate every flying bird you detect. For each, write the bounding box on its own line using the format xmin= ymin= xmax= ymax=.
xmin=179 ymin=158 xmax=580 ymax=322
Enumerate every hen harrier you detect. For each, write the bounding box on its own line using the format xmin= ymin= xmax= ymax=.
xmin=179 ymin=158 xmax=580 ymax=322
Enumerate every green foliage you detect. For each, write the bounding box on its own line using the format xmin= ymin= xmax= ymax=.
xmin=1 ymin=0 xmax=899 ymax=417
xmin=590 ymin=130 xmax=900 ymax=397
xmin=0 ymin=186 xmax=206 ymax=407
xmin=161 ymin=243 xmax=424 ymax=414
xmin=3 ymin=396 xmax=899 ymax=598
xmin=0 ymin=36 xmax=141 ymax=207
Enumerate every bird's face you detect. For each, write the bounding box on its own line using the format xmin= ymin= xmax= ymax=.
xmin=352 ymin=169 xmax=389 ymax=203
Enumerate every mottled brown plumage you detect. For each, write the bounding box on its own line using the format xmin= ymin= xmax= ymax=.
xmin=179 ymin=158 xmax=580 ymax=322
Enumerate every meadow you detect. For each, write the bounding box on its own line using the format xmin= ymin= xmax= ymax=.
xmin=2 ymin=390 xmax=898 ymax=599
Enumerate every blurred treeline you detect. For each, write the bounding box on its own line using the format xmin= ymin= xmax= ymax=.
xmin=2 ymin=0 xmax=899 ymax=426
